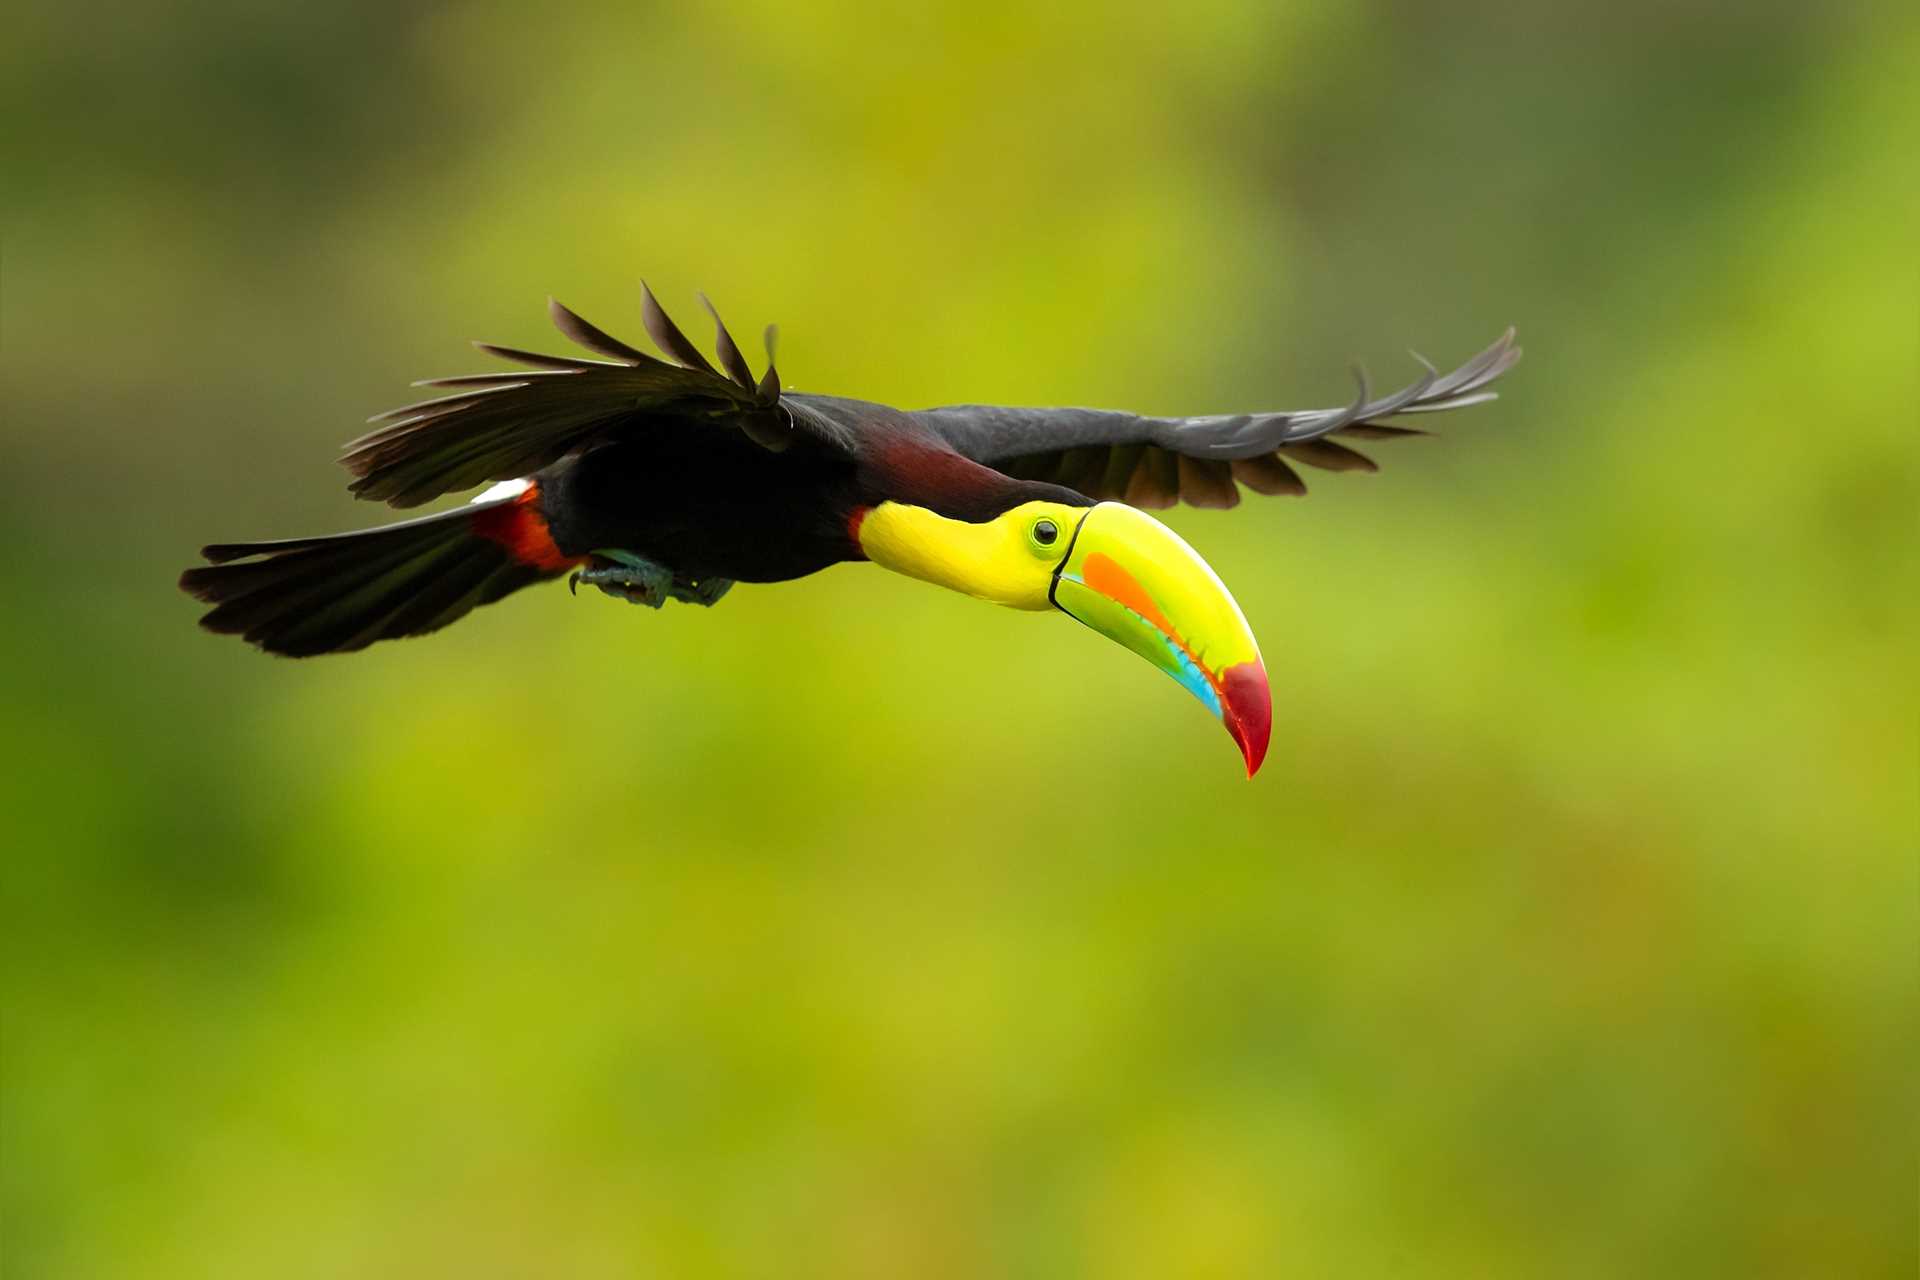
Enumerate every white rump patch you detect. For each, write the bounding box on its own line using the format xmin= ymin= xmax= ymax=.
xmin=470 ymin=478 xmax=532 ymax=505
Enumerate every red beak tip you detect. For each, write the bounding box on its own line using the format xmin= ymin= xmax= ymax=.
xmin=1221 ymin=662 xmax=1272 ymax=780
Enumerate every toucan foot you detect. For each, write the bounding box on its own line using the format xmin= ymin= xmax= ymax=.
xmin=669 ymin=576 xmax=734 ymax=607
xmin=571 ymin=550 xmax=674 ymax=609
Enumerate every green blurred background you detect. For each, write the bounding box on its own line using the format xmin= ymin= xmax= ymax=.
xmin=4 ymin=0 xmax=1914 ymax=1275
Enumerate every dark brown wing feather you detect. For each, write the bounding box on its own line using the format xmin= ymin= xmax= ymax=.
xmin=921 ymin=328 xmax=1519 ymax=507
xmin=341 ymin=290 xmax=803 ymax=507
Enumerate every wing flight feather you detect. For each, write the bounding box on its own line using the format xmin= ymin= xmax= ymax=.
xmin=920 ymin=329 xmax=1519 ymax=507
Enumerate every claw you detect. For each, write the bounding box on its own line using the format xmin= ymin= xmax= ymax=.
xmin=574 ymin=550 xmax=675 ymax=609
xmin=570 ymin=550 xmax=734 ymax=609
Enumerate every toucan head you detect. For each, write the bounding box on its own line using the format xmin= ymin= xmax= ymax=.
xmin=856 ymin=496 xmax=1271 ymax=776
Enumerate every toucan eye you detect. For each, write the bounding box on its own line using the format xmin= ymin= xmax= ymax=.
xmin=1033 ymin=519 xmax=1059 ymax=546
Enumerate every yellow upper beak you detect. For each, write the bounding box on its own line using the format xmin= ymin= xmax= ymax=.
xmin=1049 ymin=503 xmax=1272 ymax=776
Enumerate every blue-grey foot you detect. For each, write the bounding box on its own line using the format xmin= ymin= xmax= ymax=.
xmin=669 ymin=576 xmax=734 ymax=607
xmin=570 ymin=550 xmax=675 ymax=609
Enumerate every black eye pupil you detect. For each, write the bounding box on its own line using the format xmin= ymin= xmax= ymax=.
xmin=1034 ymin=519 xmax=1058 ymax=546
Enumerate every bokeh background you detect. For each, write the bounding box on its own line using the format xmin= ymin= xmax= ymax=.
xmin=4 ymin=0 xmax=1914 ymax=1275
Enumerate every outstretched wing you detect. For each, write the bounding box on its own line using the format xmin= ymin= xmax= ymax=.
xmin=916 ymin=329 xmax=1520 ymax=509
xmin=341 ymin=287 xmax=833 ymax=508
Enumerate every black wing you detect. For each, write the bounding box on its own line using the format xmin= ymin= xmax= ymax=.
xmin=340 ymin=287 xmax=844 ymax=508
xmin=916 ymin=329 xmax=1520 ymax=509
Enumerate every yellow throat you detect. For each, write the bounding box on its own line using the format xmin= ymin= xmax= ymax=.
xmin=855 ymin=500 xmax=1083 ymax=610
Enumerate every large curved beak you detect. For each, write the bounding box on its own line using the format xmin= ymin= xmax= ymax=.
xmin=1049 ymin=503 xmax=1272 ymax=777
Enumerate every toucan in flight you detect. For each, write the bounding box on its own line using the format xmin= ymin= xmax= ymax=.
xmin=180 ymin=286 xmax=1519 ymax=777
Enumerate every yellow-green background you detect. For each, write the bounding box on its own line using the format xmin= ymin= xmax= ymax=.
xmin=4 ymin=1 xmax=1914 ymax=1275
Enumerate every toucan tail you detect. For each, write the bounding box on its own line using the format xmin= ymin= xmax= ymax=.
xmin=179 ymin=482 xmax=581 ymax=657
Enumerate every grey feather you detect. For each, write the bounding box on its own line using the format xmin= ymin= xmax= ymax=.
xmin=756 ymin=325 xmax=781 ymax=404
xmin=548 ymin=298 xmax=654 ymax=365
xmin=342 ymin=296 xmax=830 ymax=506
xmin=699 ymin=293 xmax=758 ymax=392
xmin=914 ymin=328 xmax=1516 ymax=510
xmin=640 ymin=282 xmax=720 ymax=376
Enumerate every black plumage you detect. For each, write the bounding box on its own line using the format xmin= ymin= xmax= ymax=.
xmin=179 ymin=496 xmax=551 ymax=656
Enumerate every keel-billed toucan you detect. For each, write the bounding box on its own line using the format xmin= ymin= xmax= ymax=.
xmin=181 ymin=286 xmax=1519 ymax=776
